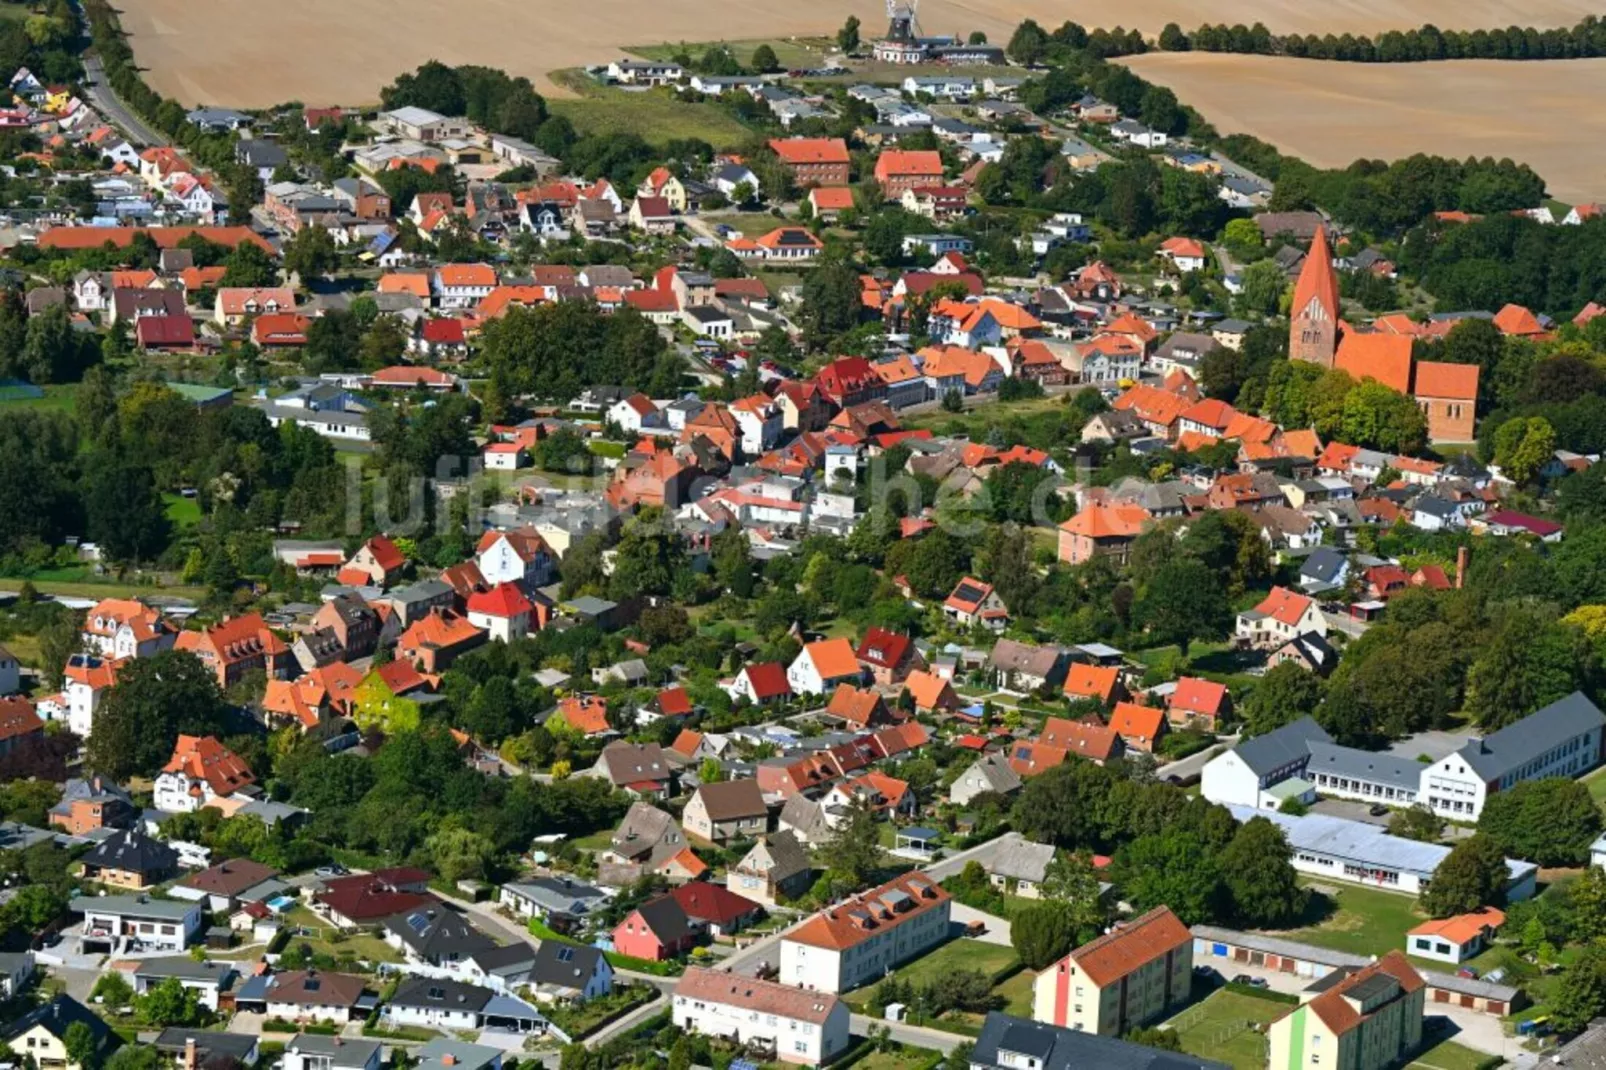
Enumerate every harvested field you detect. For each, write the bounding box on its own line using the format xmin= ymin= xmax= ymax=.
xmin=1123 ymin=52 xmax=1606 ymax=203
xmin=119 ymin=0 xmax=1605 ymax=108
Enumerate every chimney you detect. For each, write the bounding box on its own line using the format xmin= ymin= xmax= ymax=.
xmin=443 ymin=1057 xmax=457 ymax=1067
xmin=184 ymin=1037 xmax=197 ymax=1070
xmin=1456 ymin=545 xmax=1468 ymax=589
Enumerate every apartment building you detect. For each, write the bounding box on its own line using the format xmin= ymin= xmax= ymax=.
xmin=779 ymin=871 xmax=951 ymax=993
xmin=673 ymin=968 xmax=850 ymax=1065
xmin=1033 ymin=907 xmax=1192 ymax=1036
xmin=1268 ymin=952 xmax=1425 ymax=1070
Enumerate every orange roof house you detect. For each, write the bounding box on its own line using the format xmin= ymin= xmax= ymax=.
xmin=1167 ymin=676 xmax=1230 ymax=728
xmin=1062 ymin=663 xmax=1124 ymax=705
xmin=874 ymin=150 xmax=944 ymax=195
xmin=904 ymin=669 xmax=959 ymax=713
xmin=1334 ymin=333 xmax=1413 ymax=394
xmin=378 ymin=272 xmax=433 ymax=299
xmin=826 ymin=684 xmax=892 ymax=729
xmin=175 ymin=613 xmax=291 ymax=688
xmin=1057 ymin=503 xmax=1151 ymax=565
xmin=1407 ymin=907 xmax=1504 ymax=964
xmin=1492 ymin=303 xmax=1547 ymax=338
xmin=554 ymin=695 xmax=610 ymax=737
xmin=1108 ymin=701 xmax=1166 ymax=752
xmin=160 ymin=734 xmax=255 ymax=808
xmin=395 ymin=609 xmax=486 ymax=673
xmin=1038 ymin=716 xmax=1123 ymax=765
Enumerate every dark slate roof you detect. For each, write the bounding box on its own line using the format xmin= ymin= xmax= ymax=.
xmin=153 ymin=1028 xmax=259 ymax=1061
xmin=527 ymin=939 xmax=607 ymax=988
xmin=1299 ymin=546 xmax=1348 ymax=585
xmin=382 ymin=906 xmax=498 ymax=961
xmin=1233 ymin=716 xmax=1333 ymax=776
xmin=388 ymin=974 xmax=494 ymax=1013
xmin=973 ymin=1012 xmax=1228 ymax=1070
xmin=4 ymin=995 xmax=115 ymax=1049
xmin=82 ymin=826 xmax=177 ymax=874
xmin=1455 ymin=691 xmax=1606 ymax=781
xmin=633 ymin=895 xmax=691 ymax=944
xmin=1304 ymin=742 xmax=1422 ymax=791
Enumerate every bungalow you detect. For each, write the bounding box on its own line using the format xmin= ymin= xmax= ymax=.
xmin=73 ymin=893 xmax=201 ymax=953
xmin=1167 ymin=677 xmax=1231 ymax=730
xmin=1406 ymin=908 xmax=1505 ymax=965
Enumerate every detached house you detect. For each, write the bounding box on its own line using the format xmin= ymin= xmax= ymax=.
xmin=475 ymin=528 xmax=555 ymax=588
xmin=727 ymin=661 xmax=792 ymax=706
xmin=175 ymin=613 xmax=292 ymax=688
xmin=787 ymin=639 xmax=863 ymax=695
xmin=732 ymin=832 xmax=813 ymax=907
xmin=338 ymin=535 xmax=407 ymax=588
xmin=683 ymin=779 xmax=769 ymax=844
xmin=81 ymin=598 xmax=176 ymax=659
xmin=154 ymin=734 xmax=256 ymax=813
xmin=1235 ymin=586 xmax=1327 ymax=650
xmin=943 ymin=577 xmax=1008 ymax=630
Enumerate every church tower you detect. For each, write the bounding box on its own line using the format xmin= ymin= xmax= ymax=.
xmin=1288 ymin=225 xmax=1340 ymax=367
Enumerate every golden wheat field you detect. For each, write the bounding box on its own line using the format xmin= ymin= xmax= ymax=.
xmin=1122 ymin=52 xmax=1606 ymax=203
xmin=118 ymin=0 xmax=1606 ymax=107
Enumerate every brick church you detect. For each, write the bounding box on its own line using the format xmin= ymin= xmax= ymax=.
xmin=1289 ymin=226 xmax=1478 ymax=444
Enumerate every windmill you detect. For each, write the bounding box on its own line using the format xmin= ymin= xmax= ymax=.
xmin=884 ymin=0 xmax=921 ymax=43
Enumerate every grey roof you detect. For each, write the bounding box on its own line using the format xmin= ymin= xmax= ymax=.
xmin=134 ymin=957 xmax=236 ymax=985
xmin=740 ymin=830 xmax=810 ymax=881
xmin=1299 ymin=546 xmax=1348 ymax=585
xmin=611 ymin=800 xmax=681 ymax=860
xmin=974 ymin=1012 xmax=1228 ymax=1070
xmin=71 ymin=894 xmax=196 ymax=921
xmin=416 ymin=1039 xmax=503 ymax=1070
xmin=388 ymin=579 xmax=454 ymax=605
xmin=778 ymin=793 xmax=830 ymax=843
xmin=1225 ymin=805 xmax=1535 ymax=884
xmin=1414 ymin=496 xmax=1458 ymax=519
xmin=1454 ymin=691 xmax=1606 ymax=781
xmin=286 ymin=1034 xmax=383 ymax=1064
xmin=1231 ymin=716 xmax=1333 ymax=777
xmin=987 ymin=840 xmax=1055 ymax=883
xmin=153 ymin=1028 xmax=259 ymax=1061
xmin=1190 ymin=924 xmax=1521 ymax=1004
xmin=389 ymin=974 xmax=494 ymax=1013
xmin=3 ymin=995 xmax=113 ymax=1048
xmin=964 ymin=752 xmax=1023 ymax=795
xmin=986 ymin=638 xmax=1064 ymax=678
xmin=502 ymin=876 xmax=608 ymax=915
xmin=1304 ymin=742 xmax=1422 ymax=792
xmin=527 ymin=938 xmax=608 ymax=989
xmin=1155 ymin=331 xmax=1219 ymax=361
xmin=634 ymin=895 xmax=691 ymax=943
xmin=382 ymin=906 xmax=497 ymax=961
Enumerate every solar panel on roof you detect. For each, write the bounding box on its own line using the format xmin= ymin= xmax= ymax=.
xmin=557 ymin=946 xmax=574 ymax=962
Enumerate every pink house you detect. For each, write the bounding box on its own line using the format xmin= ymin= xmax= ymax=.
xmin=612 ymin=896 xmax=695 ymax=961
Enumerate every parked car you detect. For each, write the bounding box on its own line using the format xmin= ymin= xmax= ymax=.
xmin=1368 ymin=804 xmax=1388 ymax=816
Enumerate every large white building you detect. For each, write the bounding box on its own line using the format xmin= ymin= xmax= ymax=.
xmin=1224 ymin=806 xmax=1538 ymax=901
xmin=1203 ymin=692 xmax=1606 ymax=822
xmin=673 ymin=968 xmax=850 ymax=1066
xmin=779 ymin=871 xmax=950 ymax=993
xmin=1200 ymin=717 xmax=1332 ymax=811
xmin=72 ymin=894 xmax=203 ymax=953
xmin=1418 ymin=692 xmax=1604 ymax=819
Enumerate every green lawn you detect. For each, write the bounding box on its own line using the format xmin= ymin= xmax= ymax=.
xmin=1164 ymin=989 xmax=1288 ymax=1070
xmin=162 ymin=493 xmax=202 ymax=529
xmin=0 ymin=575 xmax=210 ymax=601
xmin=994 ymin=969 xmax=1034 ymax=1017
xmin=1584 ymin=764 xmax=1606 ymax=805
xmin=851 ymin=1051 xmax=942 ymax=1070
xmin=280 ymin=906 xmax=404 ymax=965
xmin=570 ymin=828 xmax=616 ymax=851
xmin=842 ymin=939 xmax=1019 ymax=1010
xmin=626 ymin=37 xmax=834 ymax=70
xmin=0 ymin=383 xmax=78 ymax=415
xmin=1269 ymin=879 xmax=1426 ymax=959
xmin=1406 ymin=1038 xmax=1495 ymax=1070
xmin=547 ymin=71 xmax=752 ymax=149
xmin=702 ymin=212 xmax=779 ymax=238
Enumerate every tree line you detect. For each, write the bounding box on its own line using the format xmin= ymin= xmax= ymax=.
xmin=1159 ymin=15 xmax=1606 ymax=63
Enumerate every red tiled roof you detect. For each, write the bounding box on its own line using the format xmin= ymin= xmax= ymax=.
xmin=163 ymin=734 xmax=254 ymax=797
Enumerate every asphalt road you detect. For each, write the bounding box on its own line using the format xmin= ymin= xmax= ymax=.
xmin=80 ymin=44 xmax=168 ymax=149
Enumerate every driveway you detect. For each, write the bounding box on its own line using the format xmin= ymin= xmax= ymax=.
xmin=948 ymin=903 xmax=1011 ymax=947
xmin=1309 ymin=798 xmax=1392 ymax=827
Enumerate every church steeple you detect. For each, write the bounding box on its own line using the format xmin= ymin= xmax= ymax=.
xmin=1289 ymin=225 xmax=1340 ymax=367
